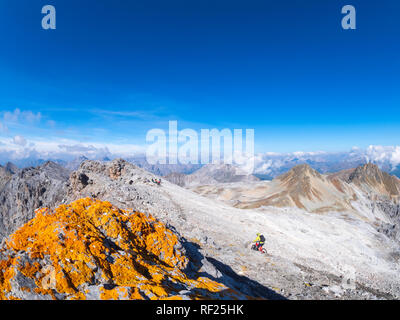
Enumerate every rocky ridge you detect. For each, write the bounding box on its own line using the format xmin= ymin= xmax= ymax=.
xmin=0 ymin=163 xmax=16 ymax=191
xmin=0 ymin=162 xmax=70 ymax=239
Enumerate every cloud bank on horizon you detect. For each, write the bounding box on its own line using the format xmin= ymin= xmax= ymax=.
xmin=1 ymin=127 xmax=400 ymax=176
xmin=1 ymin=108 xmax=400 ymax=175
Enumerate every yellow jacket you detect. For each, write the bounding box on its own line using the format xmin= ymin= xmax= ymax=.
xmin=253 ymin=234 xmax=265 ymax=244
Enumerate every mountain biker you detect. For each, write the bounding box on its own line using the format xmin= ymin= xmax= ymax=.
xmin=252 ymin=233 xmax=265 ymax=251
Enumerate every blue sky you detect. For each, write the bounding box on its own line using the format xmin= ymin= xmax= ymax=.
xmin=0 ymin=0 xmax=399 ymax=154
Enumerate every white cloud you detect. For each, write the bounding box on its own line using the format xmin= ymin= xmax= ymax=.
xmin=248 ymin=145 xmax=400 ymax=175
xmin=0 ymin=122 xmax=8 ymax=133
xmin=0 ymin=136 xmax=146 ymax=163
xmin=12 ymin=135 xmax=27 ymax=146
xmin=1 ymin=136 xmax=400 ymax=176
xmin=365 ymin=145 xmax=400 ymax=168
xmin=3 ymin=108 xmax=42 ymax=124
xmin=58 ymin=144 xmax=111 ymax=158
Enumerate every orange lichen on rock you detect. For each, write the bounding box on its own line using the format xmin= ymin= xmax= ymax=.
xmin=0 ymin=198 xmax=236 ymax=300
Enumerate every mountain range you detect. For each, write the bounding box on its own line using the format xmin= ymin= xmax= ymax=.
xmin=1 ymin=159 xmax=400 ymax=299
xmin=2 ymin=145 xmax=400 ymax=179
xmin=190 ymin=163 xmax=400 ymax=220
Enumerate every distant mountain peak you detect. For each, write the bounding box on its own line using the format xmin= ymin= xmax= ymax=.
xmin=349 ymin=163 xmax=382 ymax=180
xmin=64 ymin=155 xmax=90 ymax=171
xmin=279 ymin=164 xmax=323 ymax=182
xmin=78 ymin=155 xmax=89 ymax=161
xmin=348 ymin=162 xmax=400 ymax=196
xmin=3 ymin=162 xmax=19 ymax=175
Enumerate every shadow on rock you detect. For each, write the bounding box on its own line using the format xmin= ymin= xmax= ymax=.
xmin=182 ymin=240 xmax=287 ymax=300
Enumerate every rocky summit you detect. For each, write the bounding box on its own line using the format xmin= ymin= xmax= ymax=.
xmin=0 ymin=198 xmax=244 ymax=300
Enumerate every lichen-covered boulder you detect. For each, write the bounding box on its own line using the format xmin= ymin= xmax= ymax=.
xmin=0 ymin=198 xmax=241 ymax=300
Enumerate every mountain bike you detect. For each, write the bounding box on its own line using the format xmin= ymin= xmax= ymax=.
xmin=251 ymin=243 xmax=267 ymax=254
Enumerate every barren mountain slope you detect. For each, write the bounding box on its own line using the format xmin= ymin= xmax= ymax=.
xmin=62 ymin=159 xmax=400 ymax=299
xmin=192 ymin=164 xmax=357 ymax=213
xmin=163 ymin=172 xmax=187 ymax=187
xmin=165 ymin=163 xmax=259 ymax=187
xmin=192 ymin=164 xmax=400 ymax=215
xmin=0 ymin=165 xmax=14 ymax=191
xmin=346 ymin=163 xmax=400 ymax=200
xmin=0 ymin=162 xmax=69 ymax=239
